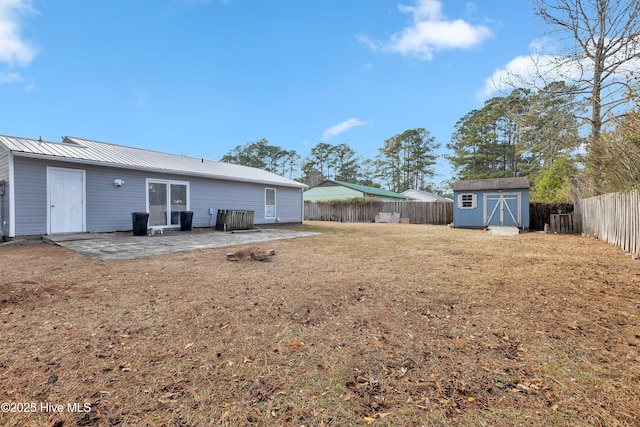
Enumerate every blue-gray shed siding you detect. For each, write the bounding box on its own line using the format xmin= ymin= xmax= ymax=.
xmin=11 ymin=156 xmax=303 ymax=236
xmin=453 ymin=189 xmax=529 ymax=229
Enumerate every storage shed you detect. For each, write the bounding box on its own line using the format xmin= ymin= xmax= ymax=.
xmin=0 ymin=135 xmax=307 ymax=238
xmin=452 ymin=177 xmax=530 ymax=229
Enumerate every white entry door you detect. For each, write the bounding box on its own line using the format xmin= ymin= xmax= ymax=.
xmin=49 ymin=168 xmax=85 ymax=234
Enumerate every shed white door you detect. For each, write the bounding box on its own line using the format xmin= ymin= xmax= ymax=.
xmin=49 ymin=168 xmax=85 ymax=234
xmin=483 ymin=192 xmax=521 ymax=227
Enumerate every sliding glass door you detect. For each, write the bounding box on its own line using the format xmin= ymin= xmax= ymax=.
xmin=147 ymin=179 xmax=189 ymax=227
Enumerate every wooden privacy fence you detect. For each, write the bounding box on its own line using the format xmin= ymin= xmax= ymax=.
xmin=215 ymin=209 xmax=255 ymax=231
xmin=304 ymin=201 xmax=453 ymax=225
xmin=576 ymin=191 xmax=640 ymax=259
xmin=529 ymin=203 xmax=573 ymax=230
xmin=549 ymin=213 xmax=582 ymax=234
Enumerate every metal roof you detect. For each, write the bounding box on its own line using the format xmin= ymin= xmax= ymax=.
xmin=315 ymin=180 xmax=407 ymax=199
xmin=401 ymin=189 xmax=452 ymax=202
xmin=452 ymin=177 xmax=530 ymax=191
xmin=0 ymin=135 xmax=306 ymax=189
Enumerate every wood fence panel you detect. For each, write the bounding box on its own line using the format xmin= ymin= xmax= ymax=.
xmin=304 ymin=201 xmax=453 ymax=225
xmin=576 ymin=191 xmax=640 ymax=259
xmin=549 ymin=214 xmax=582 ymax=234
xmin=215 ymin=209 xmax=255 ymax=231
xmin=529 ymin=203 xmax=574 ymax=231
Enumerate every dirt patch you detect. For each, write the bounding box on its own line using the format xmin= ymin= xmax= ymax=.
xmin=1 ymin=222 xmax=639 ymax=426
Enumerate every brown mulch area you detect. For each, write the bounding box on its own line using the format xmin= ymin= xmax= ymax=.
xmin=1 ymin=221 xmax=639 ymax=426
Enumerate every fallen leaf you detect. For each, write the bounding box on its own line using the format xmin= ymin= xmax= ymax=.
xmin=363 ymin=416 xmax=375 ymax=424
xmin=289 ymin=340 xmax=304 ymax=349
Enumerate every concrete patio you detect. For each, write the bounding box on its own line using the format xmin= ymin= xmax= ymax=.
xmin=42 ymin=227 xmax=319 ymax=262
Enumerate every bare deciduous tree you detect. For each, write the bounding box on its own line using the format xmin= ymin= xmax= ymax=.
xmin=531 ymin=0 xmax=640 ymax=144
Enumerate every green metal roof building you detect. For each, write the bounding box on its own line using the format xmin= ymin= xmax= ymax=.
xmin=303 ymin=180 xmax=408 ymax=202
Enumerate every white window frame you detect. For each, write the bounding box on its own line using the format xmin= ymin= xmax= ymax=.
xmin=457 ymin=193 xmax=477 ymax=209
xmin=265 ymin=187 xmax=276 ymax=219
xmin=145 ymin=178 xmax=190 ymax=228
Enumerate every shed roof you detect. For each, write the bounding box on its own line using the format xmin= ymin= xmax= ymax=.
xmin=312 ymin=180 xmax=407 ymax=199
xmin=0 ymin=135 xmax=306 ymax=189
xmin=452 ymin=177 xmax=530 ymax=191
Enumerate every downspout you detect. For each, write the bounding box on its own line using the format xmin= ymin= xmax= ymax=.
xmin=301 ymin=188 xmax=304 ymax=223
xmin=8 ymin=152 xmax=15 ymax=237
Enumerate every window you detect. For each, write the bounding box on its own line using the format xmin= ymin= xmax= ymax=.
xmin=458 ymin=193 xmax=477 ymax=209
xmin=265 ymin=188 xmax=276 ymax=219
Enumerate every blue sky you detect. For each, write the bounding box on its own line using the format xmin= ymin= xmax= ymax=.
xmin=0 ymin=0 xmax=542 ymax=188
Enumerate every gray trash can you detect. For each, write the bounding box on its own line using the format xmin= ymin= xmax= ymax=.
xmin=132 ymin=212 xmax=149 ymax=236
xmin=180 ymin=211 xmax=193 ymax=231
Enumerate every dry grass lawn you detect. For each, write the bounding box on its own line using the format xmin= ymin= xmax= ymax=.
xmin=1 ymin=221 xmax=639 ymax=426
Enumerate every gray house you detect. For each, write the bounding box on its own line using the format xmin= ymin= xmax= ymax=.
xmin=0 ymin=135 xmax=307 ymax=238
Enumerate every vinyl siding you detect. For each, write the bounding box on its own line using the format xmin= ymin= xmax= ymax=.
xmin=14 ymin=156 xmax=48 ymax=235
xmin=12 ymin=156 xmax=303 ymax=236
xmin=85 ymin=166 xmax=148 ymax=232
xmin=190 ymin=180 xmax=303 ymax=225
xmin=0 ymin=145 xmax=9 ymax=237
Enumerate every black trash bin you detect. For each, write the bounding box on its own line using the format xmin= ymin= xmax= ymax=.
xmin=180 ymin=211 xmax=193 ymax=231
xmin=131 ymin=212 xmax=149 ymax=236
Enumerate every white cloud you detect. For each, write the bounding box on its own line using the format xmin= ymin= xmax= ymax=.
xmin=0 ymin=0 xmax=37 ymax=66
xmin=322 ymin=118 xmax=368 ymax=140
xmin=398 ymin=0 xmax=443 ymax=20
xmin=361 ymin=0 xmax=492 ymax=61
xmin=0 ymin=71 xmax=22 ymax=83
xmin=481 ymin=37 xmax=640 ymax=99
xmin=480 ymin=54 xmax=554 ymax=98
